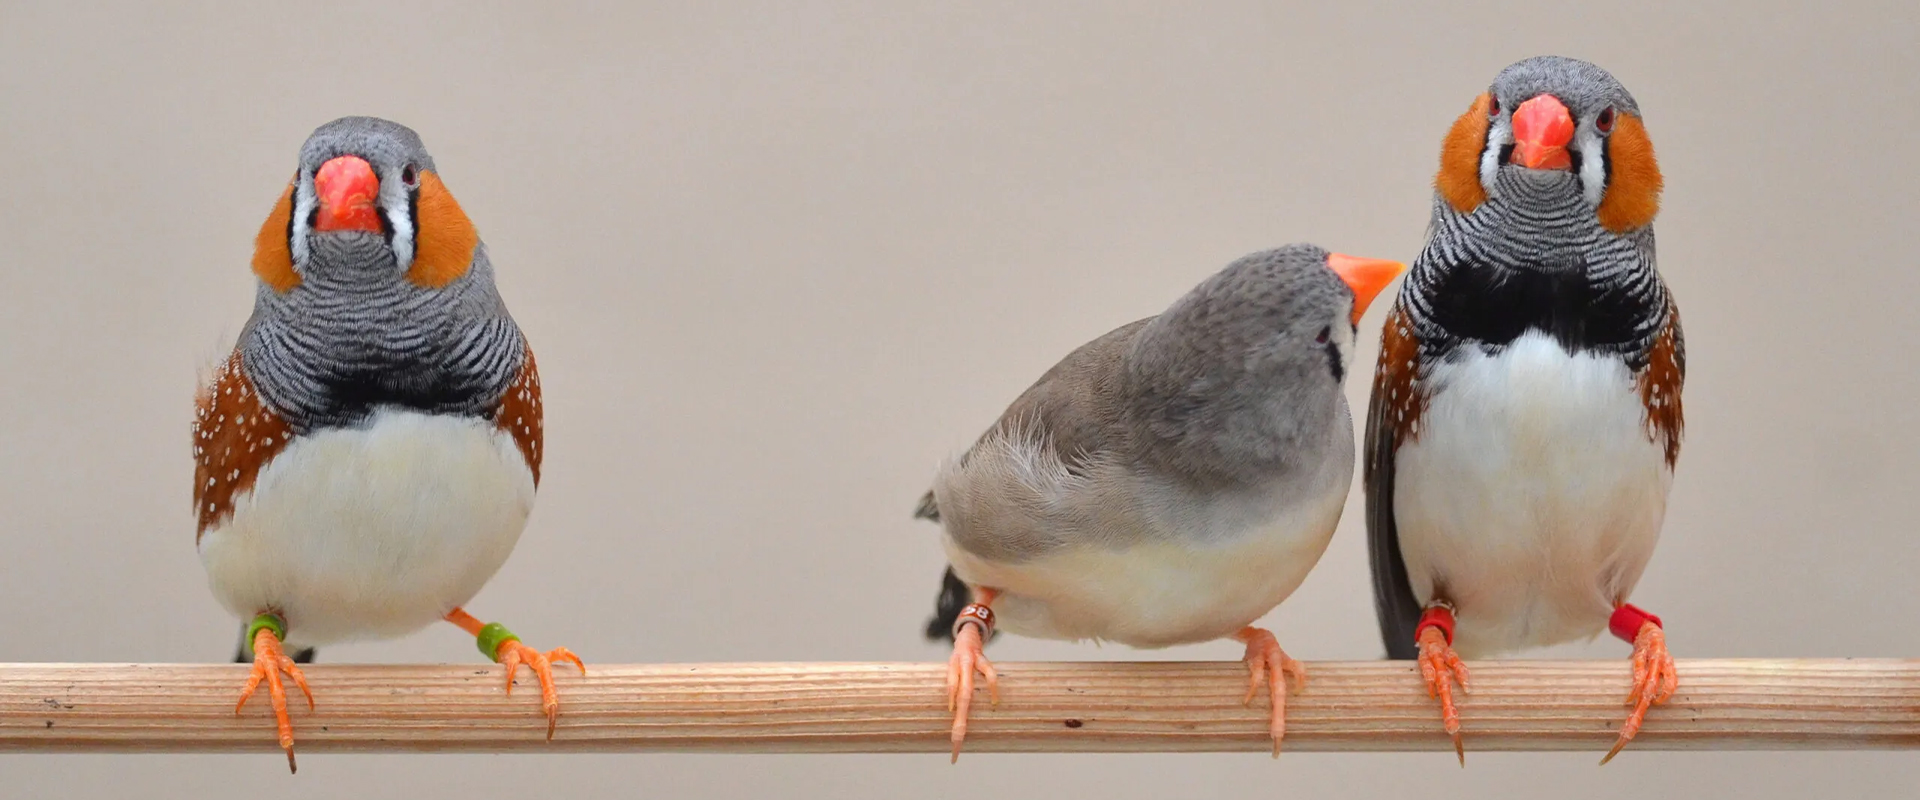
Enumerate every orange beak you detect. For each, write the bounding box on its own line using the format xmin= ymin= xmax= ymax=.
xmin=1509 ymin=94 xmax=1575 ymax=171
xmin=1327 ymin=253 xmax=1407 ymax=325
xmin=312 ymin=155 xmax=382 ymax=233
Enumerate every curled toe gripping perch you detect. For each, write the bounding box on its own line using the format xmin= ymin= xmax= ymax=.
xmin=445 ymin=607 xmax=585 ymax=739
xmin=235 ymin=612 xmax=314 ymax=773
xmin=1603 ymin=603 xmax=1676 ymax=764
xmin=1413 ymin=602 xmax=1470 ymax=764
xmin=945 ymin=588 xmax=1000 ymax=762
xmin=1232 ymin=626 xmax=1306 ymax=757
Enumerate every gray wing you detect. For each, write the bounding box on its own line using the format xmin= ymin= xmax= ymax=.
xmin=914 ymin=320 xmax=1148 ymax=641
xmin=913 ymin=319 xmax=1148 ymax=526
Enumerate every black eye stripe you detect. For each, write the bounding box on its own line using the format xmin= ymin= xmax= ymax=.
xmin=284 ymin=169 xmax=298 ymax=254
xmin=376 ymin=183 xmax=421 ymax=250
xmin=377 ymin=204 xmax=395 ymax=244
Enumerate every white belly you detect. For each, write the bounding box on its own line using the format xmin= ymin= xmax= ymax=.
xmin=1393 ymin=332 xmax=1670 ymax=657
xmin=945 ymin=477 xmax=1348 ymax=649
xmin=198 ymin=408 xmax=535 ymax=649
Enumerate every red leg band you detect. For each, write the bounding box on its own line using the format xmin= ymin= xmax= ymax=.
xmin=1609 ymin=603 xmax=1662 ymax=643
xmin=1415 ymin=603 xmax=1456 ymax=645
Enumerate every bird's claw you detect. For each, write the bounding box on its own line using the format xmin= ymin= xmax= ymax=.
xmin=236 ymin=625 xmax=314 ymax=773
xmin=945 ymin=623 xmax=998 ymax=762
xmin=496 ymin=640 xmax=585 ymax=740
xmin=1602 ymin=622 xmax=1676 ymax=765
xmin=1416 ymin=626 xmax=1469 ymax=765
xmin=1235 ymin=626 xmax=1304 ymax=757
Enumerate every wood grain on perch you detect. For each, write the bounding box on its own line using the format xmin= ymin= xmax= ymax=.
xmin=1 ymin=659 xmax=1915 ymax=754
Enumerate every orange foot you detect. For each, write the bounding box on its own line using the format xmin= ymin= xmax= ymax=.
xmin=236 ymin=616 xmax=314 ymax=773
xmin=1231 ymin=626 xmax=1306 ymax=757
xmin=945 ymin=593 xmax=1000 ymax=763
xmin=1602 ymin=622 xmax=1677 ymax=764
xmin=446 ymin=607 xmax=585 ymax=740
xmin=1417 ymin=625 xmax=1471 ymax=764
xmin=498 ymin=639 xmax=586 ymax=739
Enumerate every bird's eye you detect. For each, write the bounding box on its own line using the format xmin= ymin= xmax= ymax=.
xmin=401 ymin=165 xmax=419 ymax=187
xmin=1596 ymin=107 xmax=1616 ymax=133
xmin=1315 ymin=326 xmax=1331 ymax=344
xmin=1487 ymin=96 xmax=1500 ymax=117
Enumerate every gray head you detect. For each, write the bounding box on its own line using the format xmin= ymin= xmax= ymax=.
xmin=252 ymin=116 xmax=480 ymax=291
xmin=1124 ymin=244 xmax=1404 ymax=481
xmin=1458 ymin=56 xmax=1660 ymax=223
xmin=241 ymin=117 xmax=518 ymax=430
xmin=1492 ymin=56 xmax=1639 ymax=120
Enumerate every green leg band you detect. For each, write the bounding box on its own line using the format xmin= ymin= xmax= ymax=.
xmin=247 ymin=612 xmax=287 ymax=646
xmin=477 ymin=622 xmax=520 ymax=662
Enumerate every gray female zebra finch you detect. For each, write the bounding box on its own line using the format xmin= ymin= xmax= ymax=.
xmin=1364 ymin=56 xmax=1683 ymax=764
xmin=918 ymin=244 xmax=1405 ymax=760
xmin=193 ymin=116 xmax=580 ymax=772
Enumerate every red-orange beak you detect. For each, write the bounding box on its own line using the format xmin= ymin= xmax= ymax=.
xmin=1509 ymin=94 xmax=1575 ymax=171
xmin=312 ymin=155 xmax=382 ymax=233
xmin=1327 ymin=254 xmax=1407 ymax=325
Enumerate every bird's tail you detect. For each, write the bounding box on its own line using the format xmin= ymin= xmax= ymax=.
xmin=233 ymin=624 xmax=316 ymax=664
xmin=924 ymin=566 xmax=975 ymax=643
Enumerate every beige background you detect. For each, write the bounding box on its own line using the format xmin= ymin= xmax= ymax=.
xmin=3 ymin=1 xmax=1917 ymax=797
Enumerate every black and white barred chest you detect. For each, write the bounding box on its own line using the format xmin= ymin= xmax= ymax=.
xmin=239 ymin=266 xmax=524 ymax=433
xmin=1402 ymin=179 xmax=1667 ymax=371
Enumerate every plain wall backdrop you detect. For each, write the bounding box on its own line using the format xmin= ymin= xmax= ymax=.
xmin=2 ymin=1 xmax=1917 ymax=797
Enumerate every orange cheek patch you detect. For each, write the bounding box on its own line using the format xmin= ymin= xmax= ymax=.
xmin=1436 ymin=93 xmax=1492 ymax=215
xmin=250 ymin=183 xmax=300 ymax=293
xmin=408 ymin=170 xmax=480 ymax=289
xmin=1597 ymin=113 xmax=1662 ymax=233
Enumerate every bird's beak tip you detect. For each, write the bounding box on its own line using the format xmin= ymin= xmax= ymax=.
xmin=1328 ymin=254 xmax=1409 ymax=324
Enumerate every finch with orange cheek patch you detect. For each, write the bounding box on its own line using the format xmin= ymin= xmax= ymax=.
xmin=196 ymin=116 xmax=579 ymax=772
xmin=1364 ymin=56 xmax=1681 ymax=764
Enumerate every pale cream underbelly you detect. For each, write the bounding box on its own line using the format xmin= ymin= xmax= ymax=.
xmin=198 ymin=409 xmax=535 ymax=649
xmin=1392 ymin=333 xmax=1671 ymax=657
xmin=946 ymin=488 xmax=1345 ymax=649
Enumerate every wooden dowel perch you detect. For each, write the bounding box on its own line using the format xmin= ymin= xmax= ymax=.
xmin=1 ymin=659 xmax=1916 ymax=754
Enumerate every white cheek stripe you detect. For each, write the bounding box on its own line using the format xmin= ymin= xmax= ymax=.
xmin=1577 ymin=127 xmax=1608 ymax=207
xmin=1479 ymin=118 xmax=1509 ymax=196
xmin=381 ymin=169 xmax=415 ymax=271
xmin=289 ymin=172 xmax=315 ymax=269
